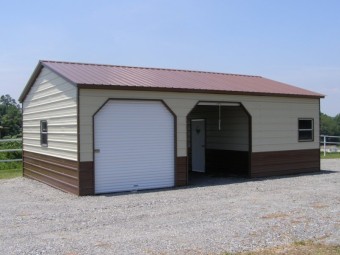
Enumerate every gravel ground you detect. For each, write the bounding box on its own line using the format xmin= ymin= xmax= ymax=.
xmin=0 ymin=160 xmax=339 ymax=255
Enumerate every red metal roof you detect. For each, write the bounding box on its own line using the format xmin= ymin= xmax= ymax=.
xmin=20 ymin=60 xmax=324 ymax=102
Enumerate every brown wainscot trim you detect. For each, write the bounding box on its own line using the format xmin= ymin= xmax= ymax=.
xmin=78 ymin=161 xmax=94 ymax=195
xmin=176 ymin=156 xmax=188 ymax=186
xmin=251 ymin=149 xmax=320 ymax=178
xmin=23 ymin=150 xmax=79 ymax=195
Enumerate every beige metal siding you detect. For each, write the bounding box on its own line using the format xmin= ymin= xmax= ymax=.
xmin=243 ymin=98 xmax=320 ymax=152
xmin=23 ymin=67 xmax=78 ymax=160
xmin=79 ymin=89 xmax=320 ymax=161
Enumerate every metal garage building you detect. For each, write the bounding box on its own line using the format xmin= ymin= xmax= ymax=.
xmin=19 ymin=60 xmax=324 ymax=195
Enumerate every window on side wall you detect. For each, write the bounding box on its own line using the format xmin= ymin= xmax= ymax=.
xmin=298 ymin=118 xmax=314 ymax=141
xmin=40 ymin=120 xmax=48 ymax=146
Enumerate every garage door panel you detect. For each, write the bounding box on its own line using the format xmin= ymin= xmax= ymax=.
xmin=94 ymin=100 xmax=175 ymax=194
xmin=95 ymin=166 xmax=174 ymax=177
xmin=97 ymin=176 xmax=175 ymax=185
xmin=96 ymin=176 xmax=174 ymax=190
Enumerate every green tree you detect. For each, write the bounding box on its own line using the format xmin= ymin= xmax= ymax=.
xmin=334 ymin=114 xmax=340 ymax=136
xmin=0 ymin=94 xmax=22 ymax=138
xmin=320 ymin=112 xmax=340 ymax=136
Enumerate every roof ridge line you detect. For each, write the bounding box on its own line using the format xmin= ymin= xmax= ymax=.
xmin=40 ymin=60 xmax=262 ymax=78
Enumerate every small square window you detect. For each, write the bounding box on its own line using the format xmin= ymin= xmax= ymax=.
xmin=40 ymin=120 xmax=48 ymax=146
xmin=298 ymin=119 xmax=313 ymax=142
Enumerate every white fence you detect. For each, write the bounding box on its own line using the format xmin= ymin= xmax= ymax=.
xmin=2 ymin=136 xmax=338 ymax=160
xmin=320 ymin=135 xmax=340 ymax=156
xmin=0 ymin=138 xmax=22 ymax=162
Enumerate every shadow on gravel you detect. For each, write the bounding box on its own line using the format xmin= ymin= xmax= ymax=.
xmin=99 ymin=169 xmax=338 ymax=197
xmin=188 ymin=169 xmax=338 ymax=188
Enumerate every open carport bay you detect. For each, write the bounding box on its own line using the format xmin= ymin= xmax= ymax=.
xmin=0 ymin=160 xmax=339 ymax=255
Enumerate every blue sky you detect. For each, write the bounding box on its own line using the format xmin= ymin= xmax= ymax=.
xmin=1 ymin=0 xmax=339 ymax=116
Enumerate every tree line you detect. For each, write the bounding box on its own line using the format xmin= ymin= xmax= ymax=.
xmin=0 ymin=94 xmax=22 ymax=139
xmin=320 ymin=113 xmax=340 ymax=136
xmin=0 ymin=94 xmax=339 ymax=138
xmin=0 ymin=95 xmax=22 ymax=170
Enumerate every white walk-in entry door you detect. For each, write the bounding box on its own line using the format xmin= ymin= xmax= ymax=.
xmin=94 ymin=100 xmax=174 ymax=194
xmin=191 ymin=119 xmax=205 ymax=172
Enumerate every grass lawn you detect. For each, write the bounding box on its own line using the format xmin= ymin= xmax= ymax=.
xmin=0 ymin=139 xmax=22 ymax=179
xmin=0 ymin=162 xmax=22 ymax=179
xmin=0 ymin=161 xmax=22 ymax=179
xmin=0 ymin=168 xmax=22 ymax=179
xmin=225 ymin=241 xmax=340 ymax=255
xmin=321 ymin=152 xmax=340 ymax=159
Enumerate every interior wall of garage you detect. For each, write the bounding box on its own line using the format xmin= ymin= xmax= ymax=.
xmin=188 ymin=105 xmax=249 ymax=151
xmin=187 ymin=105 xmax=250 ymax=176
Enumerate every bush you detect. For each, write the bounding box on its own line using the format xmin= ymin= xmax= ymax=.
xmin=0 ymin=136 xmax=22 ymax=170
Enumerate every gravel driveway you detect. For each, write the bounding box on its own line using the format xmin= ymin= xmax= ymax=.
xmin=0 ymin=159 xmax=339 ymax=255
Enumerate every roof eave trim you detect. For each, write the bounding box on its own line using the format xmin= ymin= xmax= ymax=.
xmin=19 ymin=62 xmax=43 ymax=103
xmin=19 ymin=61 xmax=78 ymax=103
xmin=77 ymin=84 xmax=325 ymax=99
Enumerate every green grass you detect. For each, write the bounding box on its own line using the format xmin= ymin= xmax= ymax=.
xmin=0 ymin=139 xmax=22 ymax=179
xmin=0 ymin=161 xmax=22 ymax=170
xmin=321 ymin=152 xmax=340 ymax=159
xmin=0 ymin=168 xmax=22 ymax=179
xmin=0 ymin=159 xmax=23 ymax=180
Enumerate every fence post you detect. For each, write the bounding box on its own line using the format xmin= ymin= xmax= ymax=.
xmin=323 ymin=135 xmax=326 ymax=157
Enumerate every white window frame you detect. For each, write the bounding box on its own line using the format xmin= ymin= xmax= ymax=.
xmin=40 ymin=120 xmax=48 ymax=147
xmin=298 ymin=118 xmax=314 ymax=142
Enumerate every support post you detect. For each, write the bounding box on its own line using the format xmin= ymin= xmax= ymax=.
xmin=324 ymin=135 xmax=326 ymax=157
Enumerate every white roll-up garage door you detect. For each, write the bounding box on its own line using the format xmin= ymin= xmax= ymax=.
xmin=94 ymin=100 xmax=175 ymax=194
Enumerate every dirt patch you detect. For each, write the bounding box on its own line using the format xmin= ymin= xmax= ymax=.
xmin=311 ymin=203 xmax=330 ymax=209
xmin=233 ymin=241 xmax=340 ymax=255
xmin=261 ymin=212 xmax=289 ymax=219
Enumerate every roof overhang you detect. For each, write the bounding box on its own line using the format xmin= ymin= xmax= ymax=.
xmin=77 ymin=83 xmax=325 ymax=99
